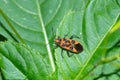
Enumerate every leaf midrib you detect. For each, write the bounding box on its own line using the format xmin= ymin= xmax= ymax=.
xmin=35 ymin=0 xmax=55 ymax=73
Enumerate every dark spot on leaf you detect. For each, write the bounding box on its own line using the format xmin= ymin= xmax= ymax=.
xmin=0 ymin=34 xmax=7 ymax=41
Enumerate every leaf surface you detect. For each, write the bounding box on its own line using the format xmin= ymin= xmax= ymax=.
xmin=0 ymin=0 xmax=120 ymax=80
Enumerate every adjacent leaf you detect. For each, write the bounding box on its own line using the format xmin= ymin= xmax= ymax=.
xmin=0 ymin=41 xmax=50 ymax=80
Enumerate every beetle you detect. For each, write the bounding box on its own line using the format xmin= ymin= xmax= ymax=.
xmin=54 ymin=35 xmax=83 ymax=57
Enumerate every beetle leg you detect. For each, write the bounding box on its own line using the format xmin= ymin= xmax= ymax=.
xmin=52 ymin=27 xmax=55 ymax=36
xmin=64 ymin=32 xmax=70 ymax=38
xmin=61 ymin=49 xmax=64 ymax=58
xmin=64 ymin=34 xmax=68 ymax=38
xmin=70 ymin=35 xmax=80 ymax=39
xmin=67 ymin=51 xmax=73 ymax=57
xmin=54 ymin=45 xmax=58 ymax=49
xmin=57 ymin=36 xmax=60 ymax=39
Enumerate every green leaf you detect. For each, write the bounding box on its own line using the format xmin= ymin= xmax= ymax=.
xmin=0 ymin=41 xmax=50 ymax=80
xmin=55 ymin=0 xmax=120 ymax=80
xmin=0 ymin=0 xmax=120 ymax=80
